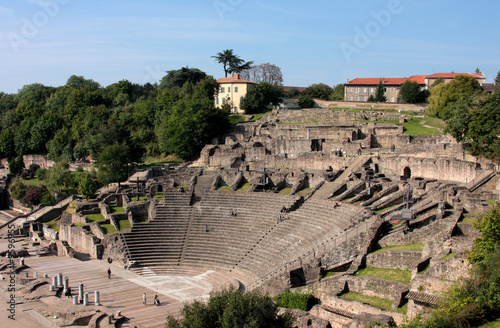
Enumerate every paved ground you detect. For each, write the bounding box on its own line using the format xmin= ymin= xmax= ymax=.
xmin=0 ymin=238 xmax=238 ymax=328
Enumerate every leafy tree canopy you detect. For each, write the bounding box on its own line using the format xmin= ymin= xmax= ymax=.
xmin=298 ymin=94 xmax=314 ymax=108
xmin=303 ymin=83 xmax=333 ymax=100
xmin=330 ymin=84 xmax=345 ymax=101
xmin=160 ymin=67 xmax=208 ymax=91
xmin=212 ymin=49 xmax=253 ymax=77
xmin=166 ymin=288 xmax=294 ymax=328
xmin=240 ymin=83 xmax=284 ymax=114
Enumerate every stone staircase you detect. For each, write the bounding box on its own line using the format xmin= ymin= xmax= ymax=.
xmin=193 ymin=169 xmax=217 ymax=202
xmin=313 ymin=155 xmax=371 ymax=199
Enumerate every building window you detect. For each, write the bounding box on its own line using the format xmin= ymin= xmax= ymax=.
xmin=349 ymin=96 xmax=353 ymax=101
xmin=370 ymin=88 xmax=374 ymax=92
xmin=222 ymin=98 xmax=225 ymax=104
xmin=216 ymin=97 xmax=219 ymax=105
xmin=240 ymin=96 xmax=243 ymax=103
xmin=391 ymin=96 xmax=394 ymax=102
xmin=354 ymin=87 xmax=359 ymax=93
xmin=391 ymin=87 xmax=395 ymax=92
xmin=356 ymin=96 xmax=359 ymax=101
xmin=228 ymin=87 xmax=231 ymax=93
xmin=363 ymin=88 xmax=367 ymax=93
xmin=235 ymin=86 xmax=238 ymax=92
xmin=364 ymin=96 xmax=367 ymax=101
xmin=220 ymin=87 xmax=225 ymax=93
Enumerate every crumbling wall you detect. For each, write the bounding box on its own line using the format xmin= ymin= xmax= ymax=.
xmin=59 ymin=225 xmax=103 ymax=259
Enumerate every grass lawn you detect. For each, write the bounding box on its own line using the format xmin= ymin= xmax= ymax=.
xmin=439 ymin=251 xmax=456 ymax=261
xmin=86 ymin=213 xmax=105 ymax=223
xmin=279 ymin=187 xmax=292 ymax=194
xmin=396 ymin=302 xmax=408 ymax=314
xmin=322 ymin=271 xmax=341 ymax=278
xmin=117 ymin=219 xmax=131 ymax=231
xmin=20 ymin=178 xmax=46 ymax=186
xmin=340 ymin=292 xmax=393 ymax=311
xmin=45 ymin=218 xmax=60 ymax=232
xmin=370 ymin=243 xmax=425 ymax=254
xmin=100 ymin=223 xmax=117 ymax=235
xmin=355 ymin=267 xmax=412 ymax=283
xmin=375 ymin=204 xmax=398 ymax=214
xmin=460 ymin=216 xmax=479 ymax=224
xmin=129 ymin=195 xmax=148 ymax=203
xmin=403 ymin=117 xmax=444 ymax=135
xmin=297 ymin=188 xmax=312 ymax=197
xmin=153 ymin=192 xmax=164 ymax=200
xmin=250 ymin=111 xmax=272 ymax=121
xmin=480 ymin=318 xmax=500 ymax=328
xmin=237 ymin=182 xmax=252 ymax=191
xmin=487 ymin=199 xmax=497 ymax=207
xmin=217 ymin=185 xmax=230 ymax=191
xmin=229 ymin=114 xmax=247 ymax=124
xmin=110 ymin=206 xmax=125 ymax=214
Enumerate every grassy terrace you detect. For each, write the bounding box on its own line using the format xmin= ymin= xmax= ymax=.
xmin=297 ymin=188 xmax=312 ymax=197
xmin=340 ymin=292 xmax=393 ymax=311
xmin=229 ymin=114 xmax=247 ymax=124
xmin=86 ymin=213 xmax=105 ymax=223
xmin=237 ymin=182 xmax=252 ymax=191
xmin=370 ymin=243 xmax=425 ymax=254
xmin=279 ymin=187 xmax=292 ymax=194
xmin=100 ymin=223 xmax=117 ymax=235
xmin=355 ymin=267 xmax=412 ymax=283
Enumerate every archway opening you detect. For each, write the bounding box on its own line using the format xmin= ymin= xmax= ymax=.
xmin=403 ymin=167 xmax=411 ymax=180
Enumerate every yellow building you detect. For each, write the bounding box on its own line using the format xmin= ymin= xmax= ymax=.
xmin=216 ymin=74 xmax=257 ymax=114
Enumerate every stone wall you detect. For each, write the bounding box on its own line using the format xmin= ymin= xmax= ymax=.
xmin=345 ymin=276 xmax=407 ymax=301
xmin=365 ymin=251 xmax=422 ymax=271
xmin=59 ymin=225 xmax=103 ymax=259
xmin=42 ymin=224 xmax=58 ymax=240
xmin=23 ymin=154 xmax=55 ymax=169
xmin=378 ymin=156 xmax=479 ymax=182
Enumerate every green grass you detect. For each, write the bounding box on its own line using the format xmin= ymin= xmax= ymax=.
xmin=340 ymin=292 xmax=393 ymax=311
xmin=279 ymin=187 xmax=292 ymax=194
xmin=73 ymin=222 xmax=85 ymax=227
xmin=153 ymin=192 xmax=164 ymax=200
xmin=370 ymin=243 xmax=425 ymax=254
xmin=20 ymin=178 xmax=46 ymax=186
xmin=237 ymin=182 xmax=252 ymax=191
xmin=375 ymin=204 xmax=398 ymax=214
xmin=217 ymin=185 xmax=230 ymax=191
xmin=355 ymin=267 xmax=412 ymax=283
xmin=403 ymin=117 xmax=443 ymax=135
xmin=250 ymin=111 xmax=272 ymax=121
xmin=487 ymin=199 xmax=497 ymax=207
xmin=479 ymin=318 xmax=500 ymax=328
xmin=460 ymin=216 xmax=479 ymax=224
xmin=396 ymin=302 xmax=408 ymax=314
xmin=86 ymin=213 xmax=105 ymax=223
xmin=100 ymin=223 xmax=117 ymax=235
xmin=439 ymin=251 xmax=456 ymax=261
xmin=45 ymin=218 xmax=60 ymax=232
xmin=322 ymin=271 xmax=341 ymax=278
xmin=117 ymin=219 xmax=131 ymax=231
xmin=129 ymin=195 xmax=148 ymax=203
xmin=297 ymin=188 xmax=312 ymax=197
xmin=110 ymin=206 xmax=125 ymax=214
xmin=229 ymin=114 xmax=247 ymax=124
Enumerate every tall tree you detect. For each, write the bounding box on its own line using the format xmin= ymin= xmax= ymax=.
xmin=495 ymin=70 xmax=500 ymax=85
xmin=240 ymin=63 xmax=283 ymax=85
xmin=159 ymin=67 xmax=207 ymax=90
xmin=399 ymin=80 xmax=421 ymax=103
xmin=303 ymin=83 xmax=333 ymax=100
xmin=97 ymin=142 xmax=130 ymax=186
xmin=240 ymin=83 xmax=284 ymax=114
xmin=375 ymin=80 xmax=387 ymax=102
xmin=330 ymin=84 xmax=345 ymax=100
xmin=212 ymin=49 xmax=253 ymax=77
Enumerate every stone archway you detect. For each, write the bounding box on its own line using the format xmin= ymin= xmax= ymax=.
xmin=403 ymin=167 xmax=411 ymax=179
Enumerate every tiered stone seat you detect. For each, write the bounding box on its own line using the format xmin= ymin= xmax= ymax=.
xmin=234 ymin=199 xmax=365 ymax=277
xmin=122 ymin=190 xmax=193 ymax=268
xmin=180 ymin=191 xmax=298 ymax=274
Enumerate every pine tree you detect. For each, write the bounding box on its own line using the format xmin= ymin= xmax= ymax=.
xmin=375 ymin=80 xmax=387 ymax=102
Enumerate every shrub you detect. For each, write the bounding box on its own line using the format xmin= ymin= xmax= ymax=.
xmin=298 ymin=95 xmax=315 ymax=108
xmin=274 ymin=290 xmax=316 ymax=311
xmin=36 ymin=167 xmax=48 ymax=180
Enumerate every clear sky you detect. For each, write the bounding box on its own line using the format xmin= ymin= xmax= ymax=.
xmin=1 ymin=0 xmax=499 ymax=93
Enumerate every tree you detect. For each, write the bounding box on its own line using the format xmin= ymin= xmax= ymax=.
xmin=9 ymin=156 xmax=25 ymax=175
xmin=298 ymin=95 xmax=315 ymax=108
xmin=240 ymin=83 xmax=284 ymax=114
xmin=303 ymin=83 xmax=333 ymax=100
xmin=285 ymin=88 xmax=300 ymax=99
xmin=159 ymin=67 xmax=208 ymax=91
xmin=240 ymin=63 xmax=283 ymax=85
xmin=375 ymin=80 xmax=387 ymax=102
xmin=78 ymin=174 xmax=98 ymax=199
xmin=428 ymin=75 xmax=483 ymax=119
xmin=212 ymin=49 xmax=253 ymax=77
xmin=495 ymin=71 xmax=500 ymax=85
xmin=97 ymin=143 xmax=130 ymax=186
xmin=46 ymin=160 xmax=69 ymax=193
xmin=330 ymin=84 xmax=345 ymax=101
xmin=475 ymin=67 xmax=482 ymax=74
xmin=166 ymin=288 xmax=294 ymax=328
xmin=399 ymin=80 xmax=421 ymax=103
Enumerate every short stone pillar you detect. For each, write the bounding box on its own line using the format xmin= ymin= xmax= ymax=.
xmin=95 ymin=291 xmax=100 ymax=305
xmin=52 ymin=276 xmax=57 ymax=288
xmin=44 ymin=273 xmax=48 ymax=278
xmin=19 ymin=257 xmax=24 ymax=266
xmin=58 ymin=273 xmax=63 ymax=286
xmin=63 ymin=276 xmax=69 ymax=294
xmin=78 ymin=283 xmax=84 ymax=304
xmin=34 ymin=271 xmax=37 ymax=278
xmin=73 ymin=296 xmax=78 ymax=305
xmin=50 ymin=285 xmax=55 ymax=291
xmin=83 ymin=292 xmax=89 ymax=306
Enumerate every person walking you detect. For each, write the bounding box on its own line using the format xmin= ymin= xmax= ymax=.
xmin=107 ymin=268 xmax=111 ymax=279
xmin=143 ymin=293 xmax=147 ymax=305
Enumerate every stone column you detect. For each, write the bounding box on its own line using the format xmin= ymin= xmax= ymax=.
xmin=52 ymin=276 xmax=57 ymax=288
xmin=95 ymin=291 xmax=100 ymax=305
xmin=83 ymin=292 xmax=89 ymax=306
xmin=19 ymin=257 xmax=24 ymax=266
xmin=73 ymin=296 xmax=78 ymax=305
xmin=78 ymin=283 xmax=84 ymax=304
xmin=58 ymin=273 xmax=63 ymax=286
xmin=63 ymin=276 xmax=69 ymax=294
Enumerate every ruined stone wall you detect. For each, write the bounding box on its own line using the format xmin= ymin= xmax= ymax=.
xmin=378 ymin=156 xmax=479 ymax=182
xmin=345 ymin=276 xmax=407 ymax=300
xmin=59 ymin=225 xmax=102 ymax=259
xmin=248 ymin=153 xmax=349 ymax=172
xmin=23 ymin=154 xmax=55 ymax=169
xmin=365 ymin=251 xmax=422 ymax=270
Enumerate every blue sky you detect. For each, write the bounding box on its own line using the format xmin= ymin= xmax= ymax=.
xmin=1 ymin=0 xmax=499 ymax=93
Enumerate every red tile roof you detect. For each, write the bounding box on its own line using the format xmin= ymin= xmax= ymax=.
xmin=217 ymin=75 xmax=256 ymax=84
xmin=346 ymin=78 xmax=408 ymax=86
xmin=425 ymin=72 xmax=484 ymax=79
xmin=409 ymin=75 xmax=426 ymax=84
